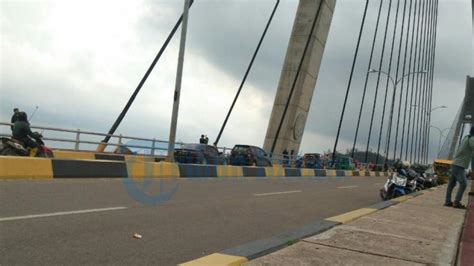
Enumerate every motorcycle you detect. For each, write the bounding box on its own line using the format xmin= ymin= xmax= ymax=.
xmin=0 ymin=133 xmax=52 ymax=157
xmin=380 ymin=173 xmax=408 ymax=200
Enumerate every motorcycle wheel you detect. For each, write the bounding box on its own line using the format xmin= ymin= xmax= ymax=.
xmin=393 ymin=190 xmax=403 ymax=198
xmin=380 ymin=189 xmax=387 ymax=200
xmin=0 ymin=147 xmax=20 ymax=156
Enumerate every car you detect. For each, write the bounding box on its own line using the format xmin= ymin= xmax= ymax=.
xmin=302 ymin=153 xmax=322 ymax=169
xmin=334 ymin=156 xmax=355 ymax=170
xmin=229 ymin=144 xmax=272 ymax=167
xmin=174 ymin=143 xmax=227 ymax=165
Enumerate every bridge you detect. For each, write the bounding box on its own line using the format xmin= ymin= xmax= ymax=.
xmin=1 ymin=0 xmax=473 ymax=265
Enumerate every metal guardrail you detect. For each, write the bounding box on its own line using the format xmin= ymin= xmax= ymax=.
xmin=0 ymin=122 xmax=193 ymax=155
xmin=0 ymin=122 xmax=386 ymax=169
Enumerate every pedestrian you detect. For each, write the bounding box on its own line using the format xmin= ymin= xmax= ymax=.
xmin=199 ymin=134 xmax=206 ymax=144
xmin=444 ymin=126 xmax=474 ymax=209
xmin=11 ymin=108 xmax=20 ymax=130
xmin=282 ymin=149 xmax=289 ymax=167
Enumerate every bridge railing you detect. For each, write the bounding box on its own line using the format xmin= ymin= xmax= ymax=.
xmin=0 ymin=122 xmax=385 ymax=169
xmin=0 ymin=122 xmax=233 ymax=156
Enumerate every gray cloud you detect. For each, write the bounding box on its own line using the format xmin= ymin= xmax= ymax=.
xmin=0 ymin=0 xmax=471 ymax=162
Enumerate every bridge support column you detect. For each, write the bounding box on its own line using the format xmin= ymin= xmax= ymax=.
xmin=263 ymin=0 xmax=336 ymax=157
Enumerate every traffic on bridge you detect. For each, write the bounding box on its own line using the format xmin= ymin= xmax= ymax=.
xmin=1 ymin=0 xmax=473 ymax=265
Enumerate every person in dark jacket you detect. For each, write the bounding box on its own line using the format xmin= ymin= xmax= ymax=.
xmin=10 ymin=108 xmax=20 ymax=129
xmin=11 ymin=112 xmax=38 ymax=149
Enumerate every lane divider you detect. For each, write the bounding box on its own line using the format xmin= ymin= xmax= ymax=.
xmin=253 ymin=190 xmax=302 ymax=197
xmin=0 ymin=206 xmax=127 ymax=222
xmin=0 ymin=156 xmax=393 ymax=180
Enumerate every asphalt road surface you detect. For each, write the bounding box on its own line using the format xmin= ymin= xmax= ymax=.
xmin=0 ymin=175 xmax=386 ymax=265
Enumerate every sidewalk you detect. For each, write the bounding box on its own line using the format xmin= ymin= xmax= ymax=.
xmin=247 ymin=185 xmax=469 ymax=265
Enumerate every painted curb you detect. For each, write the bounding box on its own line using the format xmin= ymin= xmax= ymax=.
xmin=179 ymin=190 xmax=426 ymax=265
xmin=0 ymin=157 xmax=393 ymax=180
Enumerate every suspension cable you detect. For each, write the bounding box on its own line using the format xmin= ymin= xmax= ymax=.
xmin=214 ymin=0 xmax=280 ymax=146
xmin=270 ymin=0 xmax=324 ymax=155
xmin=351 ymin=1 xmax=384 ymax=159
xmin=426 ymin=0 xmax=439 ymax=162
xmin=374 ymin=0 xmax=401 ymax=165
xmin=395 ymin=0 xmax=414 ymax=160
xmin=413 ymin=0 xmax=427 ymax=163
xmin=419 ymin=0 xmax=431 ymax=163
xmin=400 ymin=0 xmax=418 ymax=160
xmin=331 ymin=0 xmax=371 ymax=165
xmin=364 ymin=0 xmax=393 ymax=164
xmin=420 ymin=0 xmax=433 ymax=163
xmin=385 ymin=0 xmax=408 ymax=161
xmin=406 ymin=0 xmax=422 ymax=162
xmin=98 ymin=0 xmax=195 ymax=151
xmin=393 ymin=0 xmax=412 ymax=161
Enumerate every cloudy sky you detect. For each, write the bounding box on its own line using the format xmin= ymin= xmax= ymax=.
xmin=0 ymin=0 xmax=472 ymax=161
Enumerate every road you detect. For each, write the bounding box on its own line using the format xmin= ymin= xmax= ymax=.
xmin=0 ymin=175 xmax=386 ymax=265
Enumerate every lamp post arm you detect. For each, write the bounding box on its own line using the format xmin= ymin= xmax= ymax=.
xmin=376 ymin=70 xmax=396 ymax=87
xmin=395 ymin=71 xmax=424 ymax=85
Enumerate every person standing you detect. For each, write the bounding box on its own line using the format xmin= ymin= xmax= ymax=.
xmin=10 ymin=108 xmax=20 ymax=129
xmin=445 ymin=126 xmax=474 ymax=209
xmin=199 ymin=134 xmax=206 ymax=144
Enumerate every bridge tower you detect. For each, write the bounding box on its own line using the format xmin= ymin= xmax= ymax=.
xmin=263 ymin=0 xmax=336 ymax=156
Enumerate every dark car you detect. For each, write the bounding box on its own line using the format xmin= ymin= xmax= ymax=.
xmin=229 ymin=145 xmax=272 ymax=167
xmin=301 ymin=153 xmax=322 ymax=169
xmin=174 ymin=144 xmax=227 ymax=165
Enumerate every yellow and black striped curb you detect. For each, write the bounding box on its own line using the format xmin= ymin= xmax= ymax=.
xmin=0 ymin=156 xmax=392 ymax=179
xmin=51 ymin=150 xmax=164 ymax=162
xmin=179 ymin=191 xmax=426 ymax=265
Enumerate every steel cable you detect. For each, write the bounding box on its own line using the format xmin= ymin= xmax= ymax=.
xmin=100 ymin=0 xmax=195 ymax=149
xmin=406 ymin=0 xmax=422 ymax=162
xmin=214 ymin=0 xmax=280 ymax=146
xmin=332 ymin=0 xmax=371 ymax=165
xmin=351 ymin=1 xmax=384 ymax=160
xmin=374 ymin=0 xmax=401 ymax=165
xmin=364 ymin=0 xmax=394 ymax=164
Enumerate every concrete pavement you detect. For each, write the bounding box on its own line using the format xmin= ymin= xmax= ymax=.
xmin=246 ymin=185 xmax=469 ymax=265
xmin=0 ymin=175 xmax=386 ymax=265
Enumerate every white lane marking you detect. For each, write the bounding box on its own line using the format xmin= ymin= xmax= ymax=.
xmin=254 ymin=190 xmax=302 ymax=197
xmin=337 ymin=185 xmax=358 ymax=189
xmin=0 ymin=206 xmax=128 ymax=222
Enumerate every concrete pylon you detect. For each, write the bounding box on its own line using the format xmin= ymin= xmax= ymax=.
xmin=263 ymin=0 xmax=336 ymax=156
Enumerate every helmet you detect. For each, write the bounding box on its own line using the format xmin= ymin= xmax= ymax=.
xmin=17 ymin=112 xmax=28 ymax=122
xmin=402 ymin=161 xmax=411 ymax=169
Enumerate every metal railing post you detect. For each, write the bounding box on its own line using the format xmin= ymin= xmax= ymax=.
xmin=75 ymin=129 xmax=80 ymax=150
xmin=151 ymin=138 xmax=156 ymax=156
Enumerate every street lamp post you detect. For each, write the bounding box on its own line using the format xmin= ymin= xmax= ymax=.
xmin=367 ymin=69 xmax=428 ymax=164
xmin=412 ymin=104 xmax=447 ymax=115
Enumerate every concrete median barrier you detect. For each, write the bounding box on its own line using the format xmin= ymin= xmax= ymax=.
xmin=0 ymin=156 xmax=392 ymax=180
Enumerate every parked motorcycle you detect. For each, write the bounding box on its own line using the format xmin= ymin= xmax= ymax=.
xmin=0 ymin=134 xmax=52 ymax=157
xmin=380 ymin=173 xmax=408 ymax=200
